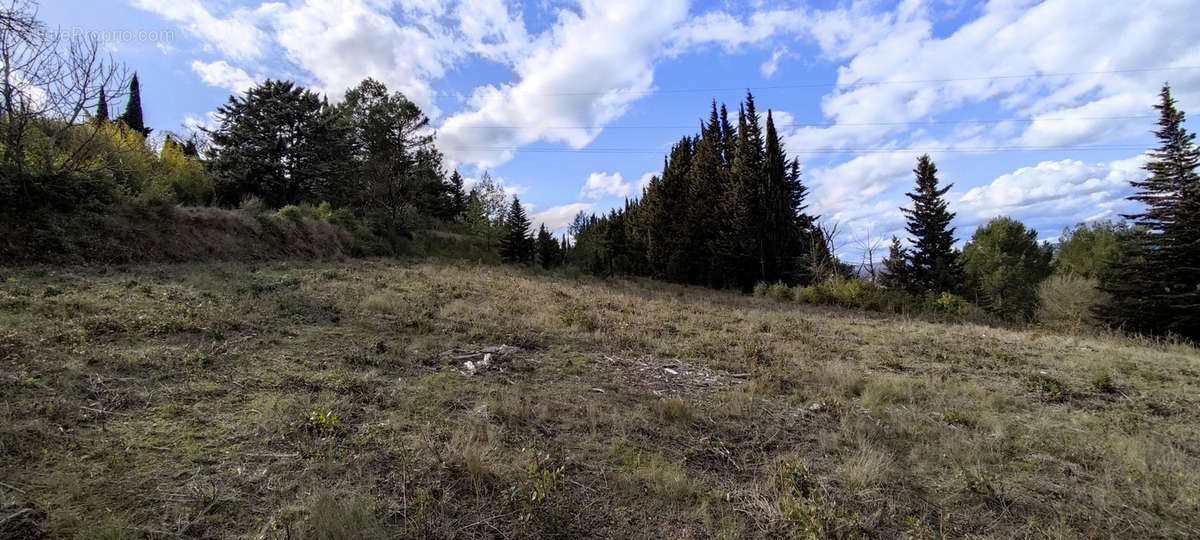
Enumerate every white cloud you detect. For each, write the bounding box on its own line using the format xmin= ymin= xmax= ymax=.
xmin=580 ymin=171 xmax=631 ymax=200
xmin=130 ymin=0 xmax=267 ymax=59
xmin=532 ymin=202 xmax=594 ymax=232
xmin=264 ymin=0 xmax=457 ymax=112
xmin=637 ymin=171 xmax=657 ymax=192
xmin=669 ymin=9 xmax=807 ymax=52
xmin=957 ymin=155 xmax=1147 ymax=231
xmin=438 ymin=0 xmax=689 ymax=168
xmin=190 ymin=61 xmax=256 ymax=93
xmin=760 ymin=48 xmax=787 ymax=79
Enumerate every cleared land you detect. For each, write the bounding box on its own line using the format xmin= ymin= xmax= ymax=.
xmin=1 ymin=259 xmax=1197 ymax=538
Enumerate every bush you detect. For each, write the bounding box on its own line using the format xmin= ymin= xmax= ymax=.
xmin=1036 ymin=274 xmax=1107 ymax=331
xmin=799 ymin=277 xmax=892 ymax=311
xmin=277 ymin=205 xmax=304 ymax=221
xmin=755 ymin=281 xmax=795 ymax=301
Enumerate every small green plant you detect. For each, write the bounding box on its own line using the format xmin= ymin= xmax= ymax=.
xmin=505 ymin=452 xmax=565 ymax=522
xmin=1090 ymin=371 xmax=1118 ymax=393
xmin=277 ymin=204 xmax=304 ymax=221
xmin=560 ymin=303 xmax=598 ymax=331
xmin=314 ymin=201 xmax=334 ymax=221
xmin=1027 ymin=372 xmax=1069 ymax=403
xmin=307 ymin=410 xmax=341 ymax=434
xmin=652 ymin=396 xmax=693 ymax=424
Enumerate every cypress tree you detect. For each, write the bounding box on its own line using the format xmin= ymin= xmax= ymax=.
xmin=535 ymin=224 xmax=560 ymax=269
xmin=449 ymin=170 xmax=466 ymax=220
xmin=900 ymin=155 xmax=962 ymax=293
xmin=684 ymin=105 xmax=727 ymax=286
xmin=95 ymin=88 xmax=108 ymax=122
xmin=1101 ymin=84 xmax=1200 ymax=339
xmin=722 ymin=92 xmax=766 ymax=288
xmin=500 ymin=197 xmax=533 ymax=263
xmin=119 ymin=73 xmax=151 ymax=137
xmin=881 ymin=236 xmax=910 ymax=290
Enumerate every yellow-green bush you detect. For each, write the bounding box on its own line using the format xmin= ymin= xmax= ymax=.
xmin=1036 ymin=274 xmax=1107 ymax=331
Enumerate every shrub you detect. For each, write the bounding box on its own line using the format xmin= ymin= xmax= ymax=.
xmin=314 ymin=201 xmax=334 ymax=221
xmin=1036 ymin=274 xmax=1106 ymax=331
xmin=277 ymin=205 xmax=304 ymax=221
xmin=961 ymin=216 xmax=1053 ymax=320
xmin=754 ymin=281 xmax=795 ymax=301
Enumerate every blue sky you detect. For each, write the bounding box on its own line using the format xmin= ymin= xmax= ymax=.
xmin=38 ymin=0 xmax=1200 ymax=260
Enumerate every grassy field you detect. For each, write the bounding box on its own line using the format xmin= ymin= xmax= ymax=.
xmin=1 ymin=258 xmax=1197 ymax=538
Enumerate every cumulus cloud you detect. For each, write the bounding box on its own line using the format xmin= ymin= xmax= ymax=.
xmin=130 ymin=0 xmax=268 ymax=59
xmin=437 ymin=0 xmax=689 ymax=168
xmin=580 ymin=171 xmax=631 ymax=200
xmin=532 ymin=202 xmax=594 ymax=232
xmin=957 ymin=155 xmax=1147 ymax=233
xmin=637 ymin=172 xmax=657 ymax=192
xmin=190 ymin=61 xmax=256 ymax=93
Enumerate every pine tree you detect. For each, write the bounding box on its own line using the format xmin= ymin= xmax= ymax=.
xmin=449 ymin=170 xmax=466 ymax=220
xmin=1101 ymin=84 xmax=1200 ymax=339
xmin=535 ymin=224 xmax=560 ymax=269
xmin=500 ymin=197 xmax=533 ymax=263
xmin=881 ymin=236 xmax=910 ymax=289
xmin=900 ymin=155 xmax=962 ymax=293
xmin=118 ymin=73 xmax=151 ymax=137
xmin=95 ymin=88 xmax=108 ymax=122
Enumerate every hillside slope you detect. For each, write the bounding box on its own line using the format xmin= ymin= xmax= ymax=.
xmin=1 ymin=259 xmax=1197 ymax=538
xmin=0 ymin=205 xmax=352 ymax=265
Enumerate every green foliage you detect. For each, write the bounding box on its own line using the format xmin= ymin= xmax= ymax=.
xmin=753 ymin=281 xmax=794 ymax=301
xmin=900 ymin=155 xmax=963 ymax=294
xmin=1100 ymin=84 xmax=1200 ymax=340
xmin=961 ymin=216 xmax=1053 ymax=320
xmin=534 ymin=224 xmax=562 ymax=269
xmin=150 ymin=137 xmax=214 ymax=205
xmin=208 ymin=79 xmax=354 ymax=208
xmin=571 ymin=93 xmax=815 ymax=288
xmin=1054 ymin=220 xmax=1129 ymax=278
xmin=500 ymin=197 xmax=534 ymax=263
xmin=340 ymin=78 xmax=453 ymax=225
xmin=799 ymin=277 xmax=907 ymax=312
xmin=277 ymin=205 xmax=303 ymax=221
xmin=117 ymin=73 xmax=150 ymax=137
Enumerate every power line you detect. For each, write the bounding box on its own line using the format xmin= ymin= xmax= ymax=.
xmin=437 ymin=65 xmax=1200 ymax=98
xmin=446 ymin=115 xmax=1156 ymax=130
xmin=438 ymin=143 xmax=1148 ymax=155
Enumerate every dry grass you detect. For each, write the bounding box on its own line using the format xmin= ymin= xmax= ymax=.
xmin=0 ymin=258 xmax=1198 ymax=538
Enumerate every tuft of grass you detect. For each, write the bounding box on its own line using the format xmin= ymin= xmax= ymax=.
xmin=651 ymin=396 xmax=693 ymax=424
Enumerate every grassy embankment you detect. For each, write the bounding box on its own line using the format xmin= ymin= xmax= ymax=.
xmin=1 ymin=258 xmax=1197 ymax=538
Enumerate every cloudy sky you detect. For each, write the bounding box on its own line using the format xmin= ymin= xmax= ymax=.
xmin=42 ymin=0 xmax=1200 ymax=258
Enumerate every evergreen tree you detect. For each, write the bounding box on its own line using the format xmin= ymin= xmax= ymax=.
xmin=718 ymin=93 xmax=765 ymax=288
xmin=449 ymin=170 xmax=466 ymax=220
xmin=961 ymin=217 xmax=1053 ymax=320
xmin=207 ymin=79 xmax=353 ymax=208
xmin=95 ymin=88 xmax=108 ymax=122
xmin=500 ymin=197 xmax=534 ymax=263
xmin=900 ymin=155 xmax=963 ymax=293
xmin=461 ymin=189 xmax=490 ymax=238
xmin=684 ymin=104 xmax=727 ymax=286
xmin=340 ymin=78 xmax=448 ymax=224
xmin=880 ymin=236 xmax=910 ymax=289
xmin=1101 ymin=84 xmax=1200 ymax=339
xmin=118 ymin=73 xmax=151 ymax=137
xmin=535 ymin=224 xmax=560 ymax=269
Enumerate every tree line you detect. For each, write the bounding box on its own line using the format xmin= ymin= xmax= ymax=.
xmin=566 ymin=93 xmax=824 ymax=289
xmin=2 ymin=1 xmax=1196 ymax=340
